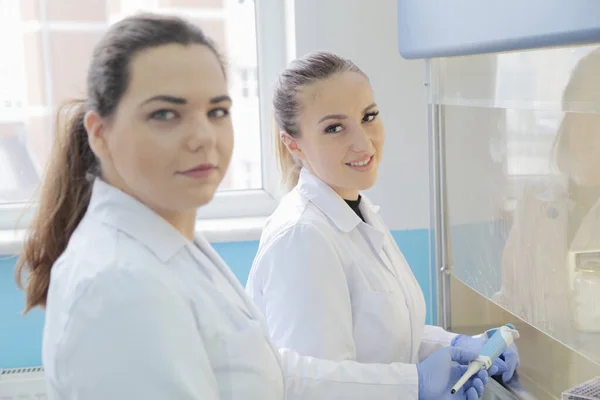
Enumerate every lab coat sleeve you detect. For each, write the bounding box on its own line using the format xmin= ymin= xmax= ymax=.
xmin=417 ymin=325 xmax=458 ymax=361
xmin=251 ymin=223 xmax=356 ymax=361
xmin=53 ymin=266 xmax=219 ymax=400
xmin=279 ymin=348 xmax=419 ymax=399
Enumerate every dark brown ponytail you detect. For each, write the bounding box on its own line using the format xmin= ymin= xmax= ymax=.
xmin=15 ymin=100 xmax=97 ymax=312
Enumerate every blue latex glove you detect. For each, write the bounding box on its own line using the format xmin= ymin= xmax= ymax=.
xmin=452 ymin=334 xmax=520 ymax=382
xmin=417 ymin=346 xmax=495 ymax=400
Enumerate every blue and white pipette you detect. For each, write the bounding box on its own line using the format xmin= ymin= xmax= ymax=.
xmin=450 ymin=324 xmax=520 ymax=394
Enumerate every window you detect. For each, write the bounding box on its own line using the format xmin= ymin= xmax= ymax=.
xmin=0 ymin=0 xmax=287 ymax=229
xmin=239 ymin=67 xmax=259 ymax=98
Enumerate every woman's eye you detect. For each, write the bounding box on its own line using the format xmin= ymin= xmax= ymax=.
xmin=325 ymin=124 xmax=343 ymax=134
xmin=150 ymin=109 xmax=177 ymax=121
xmin=208 ymin=108 xmax=230 ymax=118
xmin=363 ymin=111 xmax=380 ymax=123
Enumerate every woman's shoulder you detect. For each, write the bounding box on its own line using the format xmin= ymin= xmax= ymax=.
xmin=51 ymin=216 xmax=178 ymax=313
xmin=262 ymin=195 xmax=338 ymax=247
xmin=58 ymin=222 xmax=159 ymax=279
xmin=53 ymin=236 xmax=172 ymax=306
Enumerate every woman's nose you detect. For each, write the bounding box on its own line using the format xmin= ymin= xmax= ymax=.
xmin=350 ymin=126 xmax=372 ymax=152
xmin=187 ymin=116 xmax=217 ymax=152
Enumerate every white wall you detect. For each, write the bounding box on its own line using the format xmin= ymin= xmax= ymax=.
xmin=292 ymin=0 xmax=430 ymax=231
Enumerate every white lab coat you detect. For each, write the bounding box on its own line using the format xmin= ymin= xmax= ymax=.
xmin=42 ymin=178 xmax=427 ymax=400
xmin=246 ymin=168 xmax=456 ymax=393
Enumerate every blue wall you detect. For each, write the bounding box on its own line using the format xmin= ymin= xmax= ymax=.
xmin=0 ymin=229 xmax=432 ymax=369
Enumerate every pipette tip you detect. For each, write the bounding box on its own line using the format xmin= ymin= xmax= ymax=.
xmin=451 ymin=389 xmax=456 ymax=394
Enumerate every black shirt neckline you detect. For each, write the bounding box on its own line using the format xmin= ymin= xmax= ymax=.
xmin=344 ymin=195 xmax=365 ymax=222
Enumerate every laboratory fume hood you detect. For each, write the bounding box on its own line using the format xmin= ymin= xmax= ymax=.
xmin=398 ymin=0 xmax=600 ymax=398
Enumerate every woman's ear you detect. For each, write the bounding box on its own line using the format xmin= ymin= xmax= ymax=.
xmin=280 ymin=131 xmax=305 ymax=161
xmin=84 ymin=110 xmax=108 ymax=158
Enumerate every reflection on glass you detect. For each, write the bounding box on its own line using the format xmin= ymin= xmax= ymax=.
xmin=433 ymin=45 xmax=600 ymax=364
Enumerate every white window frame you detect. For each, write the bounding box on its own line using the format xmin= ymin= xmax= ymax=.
xmin=0 ymin=0 xmax=290 ymax=246
xmin=197 ymin=0 xmax=287 ymax=220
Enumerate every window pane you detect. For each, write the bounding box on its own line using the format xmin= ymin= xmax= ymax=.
xmin=0 ymin=0 xmax=262 ymax=204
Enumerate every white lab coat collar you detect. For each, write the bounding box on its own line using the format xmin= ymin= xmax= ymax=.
xmin=360 ymin=203 xmax=387 ymax=254
xmin=87 ymin=178 xmax=189 ymax=263
xmin=297 ymin=168 xmax=380 ymax=232
xmin=89 ymin=179 xmax=268 ymax=324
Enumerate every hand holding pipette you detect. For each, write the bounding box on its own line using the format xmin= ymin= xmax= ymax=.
xmin=451 ymin=324 xmax=520 ymax=395
xmin=416 ymin=346 xmax=496 ymax=400
xmin=452 ymin=326 xmax=520 ymax=382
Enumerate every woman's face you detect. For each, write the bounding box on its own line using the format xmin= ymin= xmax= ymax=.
xmin=86 ymin=43 xmax=233 ymax=219
xmin=287 ymin=71 xmax=384 ymax=200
